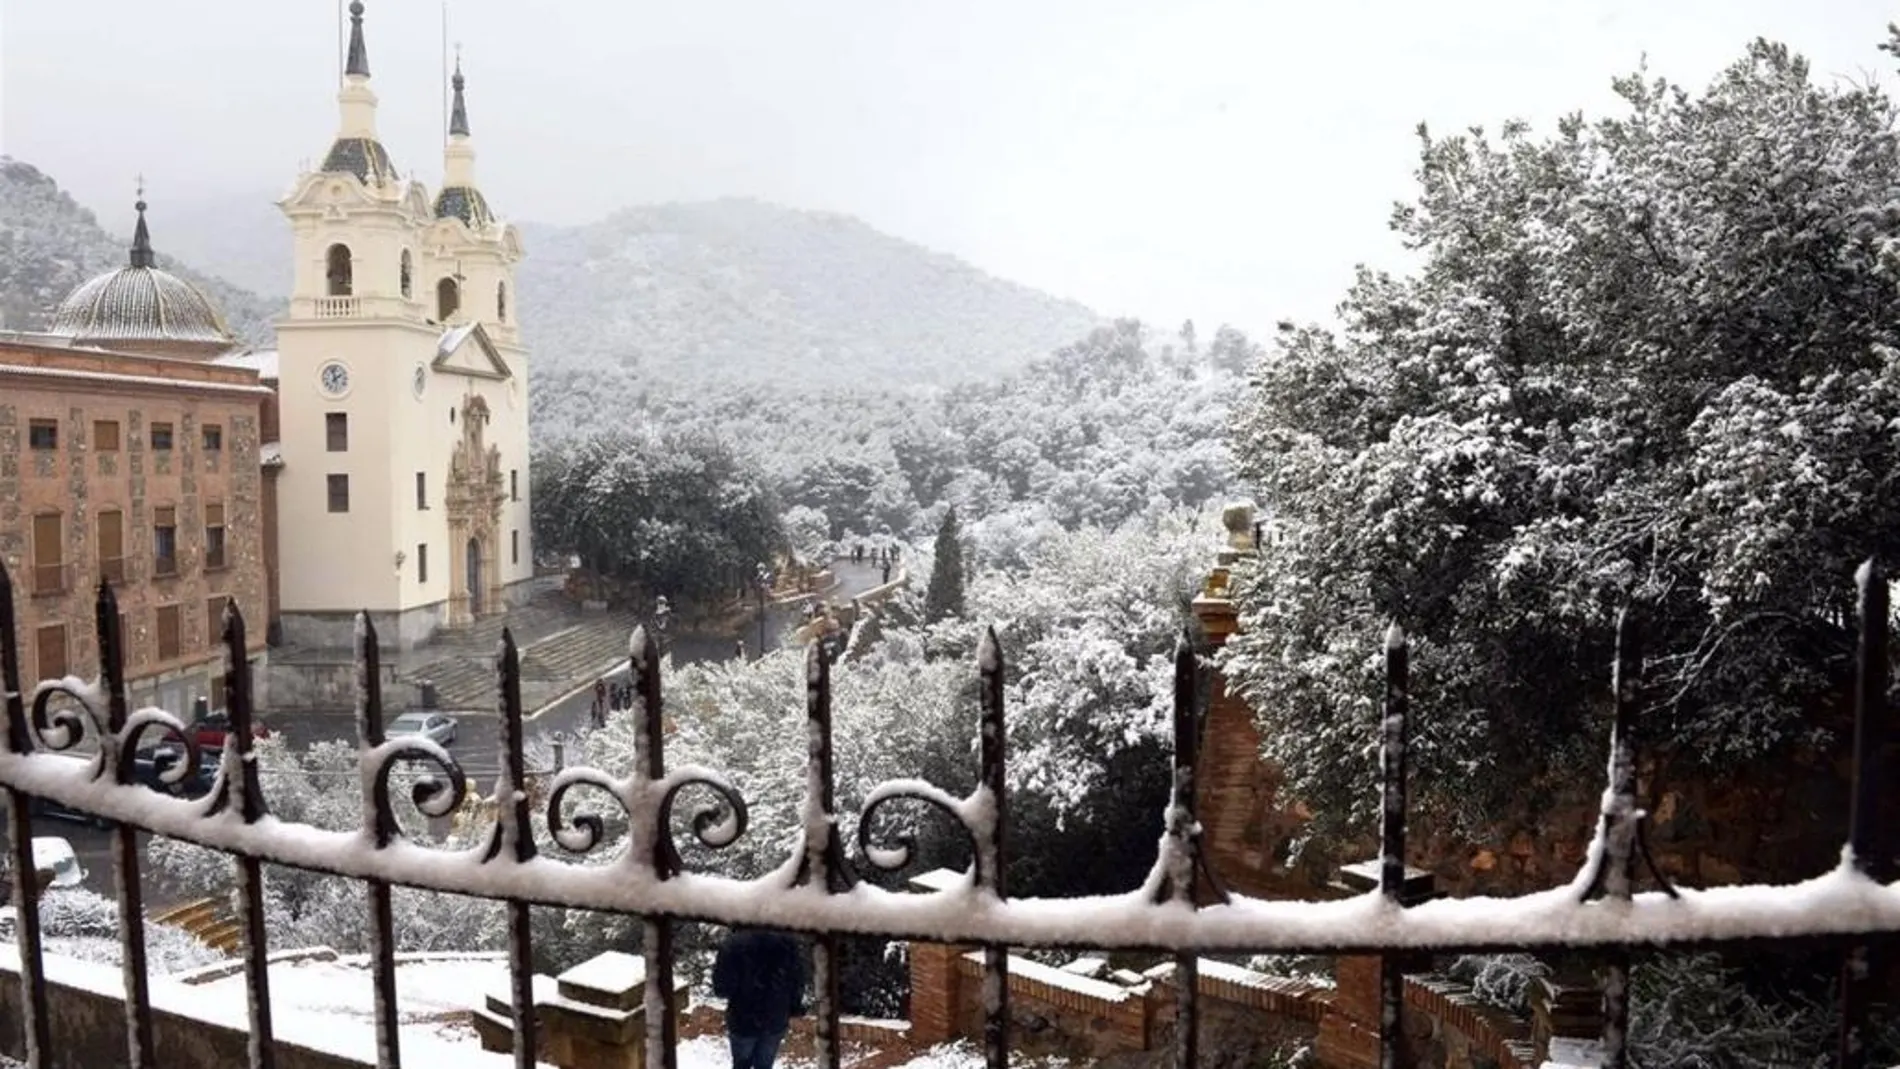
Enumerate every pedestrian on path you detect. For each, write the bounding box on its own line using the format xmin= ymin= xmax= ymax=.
xmin=735 ymin=638 xmax=747 ymax=660
xmin=713 ymin=928 xmax=807 ymax=1069
xmin=882 ymin=561 xmax=892 ymax=584
xmin=591 ymin=679 xmax=606 ymax=723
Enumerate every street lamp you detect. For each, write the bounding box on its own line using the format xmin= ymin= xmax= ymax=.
xmin=754 ymin=563 xmax=773 ymax=657
xmin=654 ymin=595 xmax=672 ymax=657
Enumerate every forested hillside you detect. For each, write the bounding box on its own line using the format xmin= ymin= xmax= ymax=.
xmin=516 ymin=198 xmax=1101 ymax=388
xmin=0 ymin=158 xmax=279 ymax=343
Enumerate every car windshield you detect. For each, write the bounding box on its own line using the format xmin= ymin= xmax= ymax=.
xmin=388 ymin=716 xmax=430 ymax=734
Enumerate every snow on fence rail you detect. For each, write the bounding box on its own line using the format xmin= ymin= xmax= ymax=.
xmin=1 ymin=558 xmax=1896 ymax=1069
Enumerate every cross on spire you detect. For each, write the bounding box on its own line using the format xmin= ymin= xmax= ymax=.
xmin=345 ymin=0 xmax=370 ymax=78
xmin=129 ymin=175 xmax=155 ymax=269
xmin=449 ymin=45 xmax=470 ymax=138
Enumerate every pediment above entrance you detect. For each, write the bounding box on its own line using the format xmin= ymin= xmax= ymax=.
xmin=431 ymin=322 xmax=512 ymax=380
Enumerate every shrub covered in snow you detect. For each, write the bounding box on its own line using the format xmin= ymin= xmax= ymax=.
xmin=1224 ymin=34 xmax=1900 ymax=844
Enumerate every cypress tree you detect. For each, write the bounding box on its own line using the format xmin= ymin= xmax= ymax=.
xmin=923 ymin=507 xmax=965 ymax=623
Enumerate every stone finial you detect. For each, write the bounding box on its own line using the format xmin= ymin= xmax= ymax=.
xmin=1221 ymin=501 xmax=1257 ymax=553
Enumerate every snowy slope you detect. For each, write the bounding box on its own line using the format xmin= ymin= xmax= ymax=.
xmin=0 ymin=158 xmax=280 ymax=345
xmin=515 ymin=198 xmax=1102 ymax=388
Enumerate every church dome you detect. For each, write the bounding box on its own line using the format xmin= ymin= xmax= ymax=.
xmin=434 ymin=185 xmax=494 ymax=228
xmin=51 ymin=199 xmax=234 ymax=353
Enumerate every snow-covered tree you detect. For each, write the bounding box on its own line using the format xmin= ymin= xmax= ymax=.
xmin=923 ymin=507 xmax=966 ymax=622
xmin=533 ymin=430 xmax=786 ymax=606
xmin=1224 ymin=36 xmax=1900 ymax=840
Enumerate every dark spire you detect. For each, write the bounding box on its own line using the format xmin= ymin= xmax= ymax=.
xmin=449 ymin=57 xmax=469 ymax=138
xmin=129 ymin=182 xmax=155 ymax=269
xmin=345 ymin=0 xmax=370 ymax=78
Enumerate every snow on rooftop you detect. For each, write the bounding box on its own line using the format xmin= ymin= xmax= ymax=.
xmin=438 ymin=324 xmax=478 ymax=357
xmin=213 ymin=349 xmax=279 ymax=380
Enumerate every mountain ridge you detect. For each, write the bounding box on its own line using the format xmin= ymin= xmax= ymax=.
xmin=2 ymin=161 xmax=1103 ymax=391
xmin=0 ymin=157 xmax=280 ymax=344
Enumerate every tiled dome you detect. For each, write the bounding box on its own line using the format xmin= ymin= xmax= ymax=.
xmin=51 ymin=200 xmax=234 ymax=351
xmin=434 ymin=185 xmax=494 ymax=228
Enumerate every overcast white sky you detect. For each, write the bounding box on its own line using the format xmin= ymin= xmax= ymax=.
xmin=3 ymin=1 xmax=1895 ymax=334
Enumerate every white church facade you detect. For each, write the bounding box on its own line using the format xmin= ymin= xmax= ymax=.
xmin=274 ymin=1 xmax=534 ymax=650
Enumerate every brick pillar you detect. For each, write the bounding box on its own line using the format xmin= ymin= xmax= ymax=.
xmin=1315 ymin=866 xmax=1436 ymax=1069
xmin=1191 ymin=504 xmax=1316 ymax=900
xmin=1529 ymin=970 xmax=1602 ymax=1062
xmin=907 ymin=940 xmax=964 ymax=1045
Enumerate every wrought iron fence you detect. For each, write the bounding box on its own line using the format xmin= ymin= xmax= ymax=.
xmin=0 ymin=556 xmax=1896 ymax=1069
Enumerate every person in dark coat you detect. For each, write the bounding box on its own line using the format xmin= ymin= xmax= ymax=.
xmin=712 ymin=928 xmax=807 ymax=1069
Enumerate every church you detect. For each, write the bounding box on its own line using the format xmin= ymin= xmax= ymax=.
xmin=270 ymin=0 xmax=535 ymax=651
xmin=0 ymin=0 xmax=536 ymax=722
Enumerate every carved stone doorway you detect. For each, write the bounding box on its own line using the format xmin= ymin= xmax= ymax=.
xmin=445 ymin=393 xmax=504 ymax=629
xmin=466 ymin=536 xmax=484 ymax=617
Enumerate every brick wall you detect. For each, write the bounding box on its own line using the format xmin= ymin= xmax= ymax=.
xmin=0 ymin=339 xmax=269 ymax=712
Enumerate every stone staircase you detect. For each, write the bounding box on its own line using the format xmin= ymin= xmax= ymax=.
xmin=152 ymin=897 xmax=242 ymax=954
xmin=398 ymin=597 xmax=645 ymax=714
xmin=399 ymin=591 xmax=585 ymax=712
xmin=515 ymin=614 xmax=644 ymax=703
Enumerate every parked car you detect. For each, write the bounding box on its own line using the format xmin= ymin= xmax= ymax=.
xmin=0 ymin=838 xmax=86 ymax=938
xmin=188 ymin=707 xmax=270 ymax=750
xmin=387 ymin=712 xmax=458 ymax=747
xmin=30 ymin=751 xmax=219 ymax=828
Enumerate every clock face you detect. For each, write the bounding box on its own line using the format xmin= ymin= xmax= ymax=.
xmin=319 ymin=361 xmax=350 ymax=397
xmin=412 ymin=364 xmax=427 ymax=399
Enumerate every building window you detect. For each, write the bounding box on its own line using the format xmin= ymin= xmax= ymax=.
xmin=153 ymin=507 xmax=178 ymax=576
xmin=94 ymin=420 xmax=121 ymax=452
xmin=28 ymin=419 xmax=58 ymax=450
xmin=151 ymin=422 xmax=174 ymax=451
xmin=327 ymin=474 xmax=350 ymax=513
xmin=31 ymin=512 xmax=63 ymax=595
xmin=204 ymin=503 xmax=227 ymax=570
xmin=326 ymin=243 xmax=353 ymax=297
xmin=400 ymin=249 xmax=414 ymax=298
xmin=118 ymin=611 xmax=135 ymax=666
xmin=510 ymin=469 xmax=518 ymax=501
xmin=98 ymin=510 xmax=125 ymax=584
xmin=417 ymin=543 xmax=429 ymax=583
xmin=326 ymin=412 xmax=349 ymax=452
xmin=416 ymin=472 xmax=428 ymax=510
xmin=511 ymin=529 xmax=519 ymax=565
xmin=156 ymin=605 xmax=182 ymax=662
xmin=497 ymin=281 xmax=508 ymax=323
xmin=206 ymin=596 xmax=230 ymax=644
xmin=437 ymin=277 xmax=460 ymax=321
xmin=35 ymin=625 xmax=68 ymax=682
xmin=203 ymin=424 xmax=223 ymax=451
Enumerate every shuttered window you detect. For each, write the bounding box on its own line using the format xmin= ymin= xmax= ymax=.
xmin=35 ymin=625 xmax=67 ymax=681
xmin=98 ymin=510 xmax=125 ymax=583
xmin=205 ymin=503 xmax=227 ymax=570
xmin=156 ymin=605 xmax=181 ymax=661
xmin=154 ymin=507 xmax=178 ymax=576
xmin=31 ymin=513 xmax=63 ymax=594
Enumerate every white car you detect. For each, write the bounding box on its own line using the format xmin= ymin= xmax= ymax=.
xmin=387 ymin=712 xmax=458 ymax=747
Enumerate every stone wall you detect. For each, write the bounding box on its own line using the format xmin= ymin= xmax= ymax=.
xmin=0 ymin=951 xmax=366 ymax=1069
xmin=1188 ymin=515 xmax=1879 ymax=902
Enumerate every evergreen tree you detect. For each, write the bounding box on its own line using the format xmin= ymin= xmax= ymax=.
xmin=923 ymin=507 xmax=966 ymax=622
xmin=1224 ymin=36 xmax=1900 ymax=840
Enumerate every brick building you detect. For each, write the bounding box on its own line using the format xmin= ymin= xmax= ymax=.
xmin=0 ymin=199 xmax=275 ymax=715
